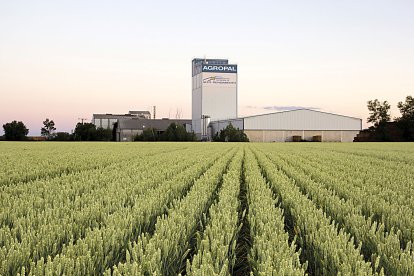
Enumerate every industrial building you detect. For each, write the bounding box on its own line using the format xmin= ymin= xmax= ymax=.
xmin=93 ymin=111 xmax=151 ymax=129
xmin=116 ymin=118 xmax=191 ymax=142
xmin=92 ymin=110 xmax=190 ymax=141
xmin=92 ymin=58 xmax=362 ymax=142
xmin=192 ymin=58 xmax=237 ymax=139
xmin=192 ymin=57 xmax=362 ymax=142
xmin=209 ymin=109 xmax=362 ymax=142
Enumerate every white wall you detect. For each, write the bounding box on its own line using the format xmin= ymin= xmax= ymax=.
xmin=201 ymin=72 xmax=237 ymax=122
xmin=244 ymin=130 xmax=360 ymax=142
xmin=191 ymin=74 xmax=202 ymax=134
xmin=191 ymin=88 xmax=202 ymax=134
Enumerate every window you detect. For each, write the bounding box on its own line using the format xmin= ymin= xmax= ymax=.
xmin=94 ymin=119 xmax=101 ymax=128
xmin=101 ymin=119 xmax=109 ymax=129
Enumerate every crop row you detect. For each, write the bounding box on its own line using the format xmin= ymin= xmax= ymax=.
xmin=0 ymin=143 xmax=185 ymax=186
xmin=252 ymin=148 xmax=377 ymax=275
xmin=1 ymin=145 xmax=233 ymax=275
xmin=255 ymin=147 xmax=414 ymax=275
xmin=244 ymin=149 xmax=306 ymax=275
xmin=267 ymin=145 xmax=414 ymax=246
xmin=111 ymin=147 xmax=238 ymax=275
xmin=186 ymin=149 xmax=243 ymax=275
xmin=1 ymin=143 xmax=413 ymax=275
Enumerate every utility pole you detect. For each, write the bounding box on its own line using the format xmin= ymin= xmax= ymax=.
xmin=78 ymin=118 xmax=88 ymax=124
xmin=153 ymin=106 xmax=156 ymax=119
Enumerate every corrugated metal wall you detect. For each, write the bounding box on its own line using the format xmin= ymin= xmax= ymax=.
xmin=243 ymin=109 xmax=361 ymax=131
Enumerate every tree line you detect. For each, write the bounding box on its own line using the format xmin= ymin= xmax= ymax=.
xmin=2 ymin=118 xmax=248 ymax=142
xmin=5 ymin=95 xmax=411 ymax=142
xmin=1 ymin=120 xmax=198 ymax=142
xmin=366 ymin=95 xmax=414 ymax=141
xmin=133 ymin=123 xmax=248 ymax=142
xmin=1 ymin=119 xmax=113 ymax=141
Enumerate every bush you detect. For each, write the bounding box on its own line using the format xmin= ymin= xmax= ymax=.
xmin=3 ymin=121 xmax=29 ymax=141
xmin=160 ymin=123 xmax=196 ymax=141
xmin=52 ymin=132 xmax=73 ymax=141
xmin=212 ymin=123 xmax=249 ymax=142
xmin=73 ymin=123 xmax=112 ymax=141
xmin=134 ymin=128 xmax=159 ymax=141
xmin=135 ymin=123 xmax=196 ymax=142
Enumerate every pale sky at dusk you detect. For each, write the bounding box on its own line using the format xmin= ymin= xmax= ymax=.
xmin=1 ymin=0 xmax=413 ymax=135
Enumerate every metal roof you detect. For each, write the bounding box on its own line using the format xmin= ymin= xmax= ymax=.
xmin=210 ymin=108 xmax=361 ymax=122
xmin=209 ymin=109 xmax=362 ymax=131
xmin=93 ymin=114 xmax=137 ymax=119
xmin=128 ymin=110 xmax=151 ymax=114
xmin=240 ymin=108 xmax=362 ymax=121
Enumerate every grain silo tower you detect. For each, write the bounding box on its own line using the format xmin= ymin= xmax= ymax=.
xmin=191 ymin=58 xmax=238 ymax=139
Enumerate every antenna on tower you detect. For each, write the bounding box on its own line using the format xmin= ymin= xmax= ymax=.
xmin=153 ymin=106 xmax=156 ymax=119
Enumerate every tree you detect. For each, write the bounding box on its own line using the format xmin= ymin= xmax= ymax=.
xmin=213 ymin=123 xmax=249 ymax=142
xmin=73 ymin=123 xmax=112 ymax=141
xmin=3 ymin=121 xmax=29 ymax=141
xmin=134 ymin=127 xmax=159 ymax=141
xmin=161 ymin=123 xmax=195 ymax=141
xmin=134 ymin=123 xmax=195 ymax=142
xmin=41 ymin=118 xmax=56 ymax=140
xmin=73 ymin=123 xmax=96 ymax=141
xmin=112 ymin=122 xmax=118 ymax=142
xmin=396 ymin=95 xmax=414 ymax=141
xmin=95 ymin=127 xmax=112 ymax=141
xmin=397 ymin=96 xmax=414 ymax=121
xmin=367 ymin=99 xmax=391 ymax=128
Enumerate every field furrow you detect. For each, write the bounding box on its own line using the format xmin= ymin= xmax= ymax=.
xmin=111 ymin=148 xmax=237 ymax=275
xmin=252 ymin=148 xmax=377 ymax=275
xmin=258 ymin=147 xmax=414 ymax=275
xmin=1 ymin=142 xmax=413 ymax=275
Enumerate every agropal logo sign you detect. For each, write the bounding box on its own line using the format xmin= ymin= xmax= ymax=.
xmin=202 ymin=65 xmax=237 ymax=73
xmin=202 ymin=75 xmax=236 ymax=85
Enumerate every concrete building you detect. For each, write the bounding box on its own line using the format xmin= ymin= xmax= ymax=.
xmin=209 ymin=109 xmax=362 ymax=142
xmin=116 ymin=118 xmax=192 ymax=141
xmin=93 ymin=111 xmax=151 ymax=129
xmin=192 ymin=58 xmax=237 ymax=139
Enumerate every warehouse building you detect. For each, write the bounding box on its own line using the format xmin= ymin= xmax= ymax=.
xmin=209 ymin=109 xmax=362 ymax=142
xmin=192 ymin=57 xmax=362 ymax=142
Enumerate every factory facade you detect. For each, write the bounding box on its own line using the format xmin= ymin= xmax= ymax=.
xmin=92 ymin=111 xmax=190 ymax=141
xmin=192 ymin=58 xmax=238 ymax=139
xmin=116 ymin=118 xmax=191 ymax=142
xmin=192 ymin=57 xmax=362 ymax=142
xmin=93 ymin=111 xmax=151 ymax=129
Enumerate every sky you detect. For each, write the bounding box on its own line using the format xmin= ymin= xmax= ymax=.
xmin=1 ymin=0 xmax=413 ymax=135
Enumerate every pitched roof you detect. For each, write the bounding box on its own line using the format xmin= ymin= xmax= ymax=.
xmin=240 ymin=108 xmax=361 ymax=120
xmin=211 ymin=108 xmax=361 ymax=123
